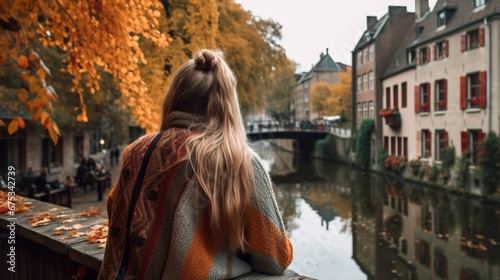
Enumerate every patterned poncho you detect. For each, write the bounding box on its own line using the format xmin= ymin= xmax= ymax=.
xmin=98 ymin=113 xmax=293 ymax=279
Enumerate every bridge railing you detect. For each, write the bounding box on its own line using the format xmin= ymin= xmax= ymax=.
xmin=0 ymin=194 xmax=315 ymax=280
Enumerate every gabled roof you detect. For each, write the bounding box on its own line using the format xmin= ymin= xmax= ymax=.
xmin=355 ymin=13 xmax=390 ymax=50
xmin=297 ymin=49 xmax=343 ymax=84
xmin=411 ymin=0 xmax=500 ymax=47
xmin=382 ymin=21 xmax=417 ymax=79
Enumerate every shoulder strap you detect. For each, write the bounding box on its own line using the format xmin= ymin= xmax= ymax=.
xmin=116 ymin=131 xmax=166 ymax=280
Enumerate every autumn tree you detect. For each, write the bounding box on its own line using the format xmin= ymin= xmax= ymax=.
xmin=309 ymin=68 xmax=352 ymax=121
xmin=1 ymin=0 xmax=169 ymax=143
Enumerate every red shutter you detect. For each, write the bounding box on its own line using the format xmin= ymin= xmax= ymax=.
xmin=479 ymin=27 xmax=485 ymax=47
xmin=479 ymin=71 xmax=487 ymax=108
xmin=427 ymin=130 xmax=432 ymax=157
xmin=443 ymin=79 xmax=448 ymax=110
xmin=426 ymin=47 xmax=431 ymax=63
xmin=460 ymin=76 xmax=467 ymax=110
xmin=416 ymin=50 xmax=420 ymax=65
xmin=444 ymin=40 xmax=449 ymax=57
xmin=433 ymin=44 xmax=436 ymax=60
xmin=461 ymin=34 xmax=467 ymax=52
xmin=479 ymin=131 xmax=486 ymax=142
xmin=415 ymin=85 xmax=421 ymax=113
xmin=461 ymin=131 xmax=469 ymax=152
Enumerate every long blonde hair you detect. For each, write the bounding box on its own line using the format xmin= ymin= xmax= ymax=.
xmin=160 ymin=49 xmax=254 ymax=252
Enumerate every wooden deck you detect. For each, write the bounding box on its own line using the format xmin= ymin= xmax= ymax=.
xmin=0 ymin=195 xmax=316 ymax=280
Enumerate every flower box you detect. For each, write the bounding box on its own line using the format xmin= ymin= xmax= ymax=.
xmin=383 ymin=112 xmax=401 ymax=129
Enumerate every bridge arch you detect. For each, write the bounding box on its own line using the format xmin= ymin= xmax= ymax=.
xmin=247 ymin=130 xmax=329 ymax=154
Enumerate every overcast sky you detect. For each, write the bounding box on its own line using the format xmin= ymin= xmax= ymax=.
xmin=234 ymin=0 xmax=438 ymax=72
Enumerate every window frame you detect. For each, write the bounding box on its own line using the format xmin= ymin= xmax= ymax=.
xmin=421 ymin=129 xmax=431 ymax=158
xmin=420 ymin=83 xmax=430 ymax=112
xmin=435 ymin=129 xmax=448 ymax=161
xmin=467 ymin=29 xmax=480 ymax=50
xmin=357 ymin=76 xmax=363 ymax=92
xmin=435 ymin=79 xmax=446 ymax=111
xmin=436 ymin=41 xmax=446 ymax=59
xmin=419 ymin=47 xmax=428 ymax=64
xmin=368 ymin=71 xmax=374 ymax=89
xmin=474 ymin=0 xmax=486 ymax=8
xmin=368 ymin=101 xmax=374 ymax=118
xmin=467 ymin=72 xmax=480 ymax=108
xmin=437 ymin=11 xmax=446 ymax=27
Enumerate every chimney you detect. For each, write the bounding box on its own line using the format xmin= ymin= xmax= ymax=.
xmin=326 ymin=48 xmax=329 ymax=55
xmin=415 ymin=0 xmax=429 ymax=20
xmin=389 ymin=6 xmax=407 ymax=15
xmin=366 ymin=16 xmax=377 ymax=28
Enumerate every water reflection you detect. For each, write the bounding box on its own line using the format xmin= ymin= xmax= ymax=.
xmin=253 ymin=140 xmax=500 ymax=280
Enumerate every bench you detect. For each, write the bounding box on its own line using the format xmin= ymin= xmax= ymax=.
xmin=27 ymin=183 xmax=72 ymax=208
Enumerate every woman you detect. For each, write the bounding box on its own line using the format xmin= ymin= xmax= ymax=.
xmin=99 ymin=49 xmax=293 ymax=280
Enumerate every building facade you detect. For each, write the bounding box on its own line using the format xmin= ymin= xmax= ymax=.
xmin=294 ymin=49 xmax=345 ymax=122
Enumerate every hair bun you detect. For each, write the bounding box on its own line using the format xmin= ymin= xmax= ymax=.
xmin=194 ymin=49 xmax=217 ymax=71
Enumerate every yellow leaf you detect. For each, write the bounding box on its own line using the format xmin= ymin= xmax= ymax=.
xmin=33 ymin=107 xmax=42 ymax=121
xmin=15 ymin=117 xmax=25 ymax=128
xmin=17 ymin=89 xmax=28 ymax=103
xmin=21 ymin=71 xmax=30 ymax=80
xmin=37 ymin=87 xmax=46 ymax=97
xmin=10 ymin=48 xmax=18 ymax=59
xmin=52 ymin=121 xmax=60 ymax=135
xmin=8 ymin=119 xmax=19 ymax=135
xmin=0 ymin=119 xmax=5 ymax=127
xmin=41 ymin=112 xmax=49 ymax=125
xmin=17 ymin=55 xmax=29 ymax=68
xmin=29 ymin=82 xmax=40 ymax=94
xmin=36 ymin=68 xmax=46 ymax=80
xmin=28 ymin=75 xmax=37 ymax=85
xmin=48 ymin=122 xmax=59 ymax=145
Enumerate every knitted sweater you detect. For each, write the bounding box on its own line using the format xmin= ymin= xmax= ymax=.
xmin=98 ymin=114 xmax=293 ymax=280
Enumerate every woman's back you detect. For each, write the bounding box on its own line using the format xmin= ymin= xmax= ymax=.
xmin=99 ymin=121 xmax=292 ymax=279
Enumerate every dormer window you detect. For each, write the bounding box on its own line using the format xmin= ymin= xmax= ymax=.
xmin=474 ymin=0 xmax=486 ymax=8
xmin=437 ymin=11 xmax=446 ymax=27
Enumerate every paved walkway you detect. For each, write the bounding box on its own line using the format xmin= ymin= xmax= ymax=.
xmin=71 ymin=159 xmax=122 ymax=219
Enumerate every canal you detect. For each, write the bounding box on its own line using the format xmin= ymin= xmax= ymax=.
xmin=253 ymin=140 xmax=500 ymax=280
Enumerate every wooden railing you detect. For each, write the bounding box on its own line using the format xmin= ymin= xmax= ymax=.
xmin=0 ymin=195 xmax=315 ymax=280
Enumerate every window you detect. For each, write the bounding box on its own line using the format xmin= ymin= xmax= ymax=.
xmin=403 ymin=137 xmax=408 ymax=158
xmin=422 ymin=205 xmax=432 ymax=231
xmin=386 ymin=87 xmax=391 ymax=108
xmin=363 ymin=102 xmax=368 ymax=119
xmin=420 ymin=83 xmax=430 ymax=112
xmin=418 ymin=47 xmax=429 ymax=64
xmin=421 ymin=129 xmax=431 ymax=158
xmin=417 ymin=240 xmax=431 ymax=268
xmin=435 ymin=130 xmax=448 ymax=161
xmin=363 ymin=48 xmax=368 ymax=63
xmin=42 ymin=137 xmax=64 ymax=169
xmin=391 ymin=137 xmax=396 ymax=155
xmin=357 ymin=51 xmax=363 ymax=65
xmin=462 ymin=130 xmax=485 ymax=164
xmin=368 ymin=101 xmax=374 ymax=118
xmin=384 ymin=136 xmax=389 ymax=152
xmin=474 ymin=0 xmax=486 ymax=8
xmin=357 ymin=103 xmax=362 ymax=121
xmin=402 ymin=82 xmax=407 ymax=108
xmin=407 ymin=50 xmax=416 ymax=64
xmin=437 ymin=11 xmax=446 ymax=27
xmin=393 ymin=85 xmax=399 ymax=108
xmin=435 ymin=79 xmax=447 ymax=111
xmin=461 ymin=72 xmax=486 ymax=109
xmin=435 ymin=41 xmax=448 ymax=59
xmin=363 ymin=74 xmax=368 ymax=91
xmin=0 ymin=129 xmax=27 ymax=175
xmin=434 ymin=251 xmax=448 ymax=279
xmin=369 ymin=44 xmax=374 ymax=61
xmin=397 ymin=137 xmax=402 ymax=156
xmin=402 ymin=239 xmax=408 ymax=255
xmin=357 ymin=76 xmax=363 ymax=92
xmin=435 ymin=211 xmax=449 ymax=239
xmin=368 ymin=71 xmax=374 ymax=89
xmin=462 ymin=28 xmax=485 ymax=51
xmin=468 ymin=72 xmax=480 ymax=108
xmin=74 ymin=136 xmax=84 ymax=164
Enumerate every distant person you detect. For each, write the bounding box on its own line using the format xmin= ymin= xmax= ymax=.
xmin=34 ymin=167 xmax=49 ymax=192
xmin=87 ymin=157 xmax=97 ymax=172
xmin=99 ymin=49 xmax=292 ymax=279
xmin=76 ymin=159 xmax=89 ymax=186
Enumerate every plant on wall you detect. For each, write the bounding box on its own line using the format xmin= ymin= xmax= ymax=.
xmin=478 ymin=132 xmax=500 ymax=195
xmin=439 ymin=145 xmax=455 ymax=183
xmin=424 ymin=164 xmax=439 ymax=182
xmin=354 ymin=119 xmax=374 ymax=169
xmin=455 ymin=150 xmax=471 ymax=190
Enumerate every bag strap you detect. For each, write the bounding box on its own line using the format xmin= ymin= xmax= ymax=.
xmin=116 ymin=131 xmax=165 ymax=280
